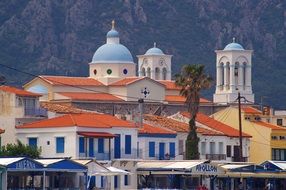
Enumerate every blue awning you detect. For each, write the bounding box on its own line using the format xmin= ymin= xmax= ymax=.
xmin=0 ymin=157 xmax=44 ymax=171
xmin=36 ymin=159 xmax=87 ymax=172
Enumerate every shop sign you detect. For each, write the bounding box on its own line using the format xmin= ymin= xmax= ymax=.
xmin=16 ymin=159 xmax=36 ymax=169
xmin=191 ymin=163 xmax=223 ymax=175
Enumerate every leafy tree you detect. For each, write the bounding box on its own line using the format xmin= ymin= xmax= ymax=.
xmin=175 ymin=64 xmax=212 ymax=159
xmin=0 ymin=140 xmax=41 ymax=158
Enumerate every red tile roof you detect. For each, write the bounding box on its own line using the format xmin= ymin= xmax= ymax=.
xmin=0 ymin=85 xmax=41 ymax=97
xmin=77 ymin=132 xmax=116 ymax=138
xmin=139 ymin=123 xmax=176 ymax=135
xmin=109 ymin=77 xmax=142 ymax=86
xmin=0 ymin=128 xmax=5 ymax=134
xmin=252 ymin=121 xmax=286 ymax=130
xmin=16 ymin=113 xmax=136 ymax=129
xmin=180 ymin=112 xmax=252 ymax=138
xmin=58 ymin=92 xmax=123 ymax=101
xmin=144 ymin=114 xmax=222 ymax=136
xmin=40 ymin=76 xmax=104 ymax=86
xmin=165 ymin=95 xmax=210 ymax=103
xmin=40 ymin=102 xmax=92 ymax=114
xmin=242 ymin=107 xmax=262 ymax=115
xmin=158 ymin=80 xmax=181 ymax=90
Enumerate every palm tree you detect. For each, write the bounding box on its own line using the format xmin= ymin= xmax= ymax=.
xmin=175 ymin=64 xmax=212 ymax=159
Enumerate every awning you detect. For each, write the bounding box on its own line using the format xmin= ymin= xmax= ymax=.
xmin=107 ymin=166 xmax=131 ymax=175
xmin=261 ymin=160 xmax=286 ymax=171
xmin=35 ymin=159 xmax=87 ymax=172
xmin=0 ymin=157 xmax=44 ymax=172
xmin=77 ymin=132 xmax=116 ymax=138
xmin=73 ymin=159 xmax=111 ymax=176
xmin=137 ymin=160 xmax=204 ymax=171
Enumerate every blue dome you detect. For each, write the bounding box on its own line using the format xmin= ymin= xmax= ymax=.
xmin=145 ymin=47 xmax=164 ymax=55
xmin=27 ymin=85 xmax=48 ymax=94
xmin=106 ymin=29 xmax=119 ymax=38
xmin=224 ymin=42 xmax=244 ymax=51
xmin=92 ymin=44 xmax=133 ymax=63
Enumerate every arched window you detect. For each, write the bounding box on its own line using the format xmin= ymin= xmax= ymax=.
xmin=147 ymin=67 xmax=151 ymax=78
xmin=162 ymin=67 xmax=167 ymax=80
xmin=155 ymin=67 xmax=160 ymax=80
xmin=243 ymin=62 xmax=247 ymax=90
xmin=226 ymin=62 xmax=230 ymax=90
xmin=142 ymin=67 xmax=146 ymax=76
xmin=234 ymin=62 xmax=239 ymax=89
xmin=220 ymin=63 xmax=224 ymax=87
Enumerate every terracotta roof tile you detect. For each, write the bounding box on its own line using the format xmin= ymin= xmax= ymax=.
xmin=180 ymin=112 xmax=251 ymax=138
xmin=242 ymin=106 xmax=262 ymax=115
xmin=165 ymin=95 xmax=210 ymax=103
xmin=0 ymin=85 xmax=41 ymax=97
xmin=109 ymin=77 xmax=143 ymax=86
xmin=0 ymin=128 xmax=5 ymax=134
xmin=158 ymin=80 xmax=181 ymax=90
xmin=252 ymin=121 xmax=286 ymax=130
xmin=40 ymin=102 xmax=92 ymax=114
xmin=58 ymin=92 xmax=123 ymax=101
xmin=139 ymin=123 xmax=176 ymax=135
xmin=144 ymin=114 xmax=222 ymax=136
xmin=16 ymin=113 xmax=136 ymax=129
xmin=40 ymin=76 xmax=104 ymax=86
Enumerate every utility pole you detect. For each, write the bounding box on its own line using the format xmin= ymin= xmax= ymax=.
xmin=237 ymin=92 xmax=243 ymax=162
xmin=138 ymin=98 xmax=144 ymax=128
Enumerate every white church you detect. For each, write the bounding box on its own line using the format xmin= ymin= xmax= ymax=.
xmin=24 ymin=21 xmax=254 ymax=110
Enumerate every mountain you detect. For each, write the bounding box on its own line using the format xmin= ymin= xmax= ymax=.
xmin=0 ymin=0 xmax=285 ymax=108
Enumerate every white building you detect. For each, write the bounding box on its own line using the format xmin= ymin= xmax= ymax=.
xmin=213 ymin=38 xmax=254 ymax=104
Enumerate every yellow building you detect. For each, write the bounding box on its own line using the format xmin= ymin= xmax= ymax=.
xmin=212 ymin=106 xmax=286 ymax=163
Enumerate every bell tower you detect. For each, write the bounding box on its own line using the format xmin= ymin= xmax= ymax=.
xmin=137 ymin=43 xmax=172 ymax=80
xmin=213 ymin=38 xmax=254 ymax=104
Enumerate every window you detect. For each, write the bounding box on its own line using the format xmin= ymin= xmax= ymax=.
xmin=28 ymin=138 xmax=37 ymax=148
xmin=114 ymin=175 xmax=118 ymax=188
xmin=149 ymin=142 xmax=155 ymax=157
xmin=89 ymin=138 xmax=94 ymax=157
xmin=124 ymin=171 xmax=130 ymax=186
xmin=98 ymin=138 xmax=104 ymax=153
xmin=272 ymin=148 xmax=286 ymax=161
xmin=226 ymin=145 xmax=232 ymax=157
xmin=101 ymin=176 xmax=104 ymax=188
xmin=272 ymin=136 xmax=278 ymax=140
xmin=201 ymin=142 xmax=206 ymax=155
xmin=277 ymin=119 xmax=283 ymax=126
xmin=219 ymin=142 xmax=223 ymax=154
xmin=147 ymin=67 xmax=151 ymax=78
xmin=179 ymin=140 xmax=184 ymax=155
xmin=79 ymin=137 xmax=85 ymax=153
xmin=125 ymin=135 xmax=131 ymax=154
xmin=56 ymin=137 xmax=65 ymax=153
xmin=210 ymin=142 xmax=215 ymax=154
xmin=280 ymin=136 xmax=286 ymax=140
xmin=169 ymin=142 xmax=175 ymax=158
xmin=162 ymin=67 xmax=167 ymax=80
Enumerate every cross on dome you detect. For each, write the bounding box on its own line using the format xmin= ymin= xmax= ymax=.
xmin=232 ymin=37 xmax=236 ymax=43
xmin=112 ymin=20 xmax=115 ymax=29
xmin=154 ymin=42 xmax=157 ymax=48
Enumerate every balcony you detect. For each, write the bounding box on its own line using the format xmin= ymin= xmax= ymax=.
xmin=24 ymin=107 xmax=47 ymax=117
xmin=232 ymin=156 xmax=248 ymax=162
xmin=78 ymin=148 xmax=139 ymax=160
xmin=205 ymin=154 xmax=226 ymax=160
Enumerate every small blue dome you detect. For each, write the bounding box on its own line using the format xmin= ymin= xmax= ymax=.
xmin=224 ymin=42 xmax=244 ymax=51
xmin=92 ymin=44 xmax=133 ymax=63
xmin=106 ymin=29 xmax=119 ymax=38
xmin=145 ymin=47 xmax=164 ymax=55
xmin=27 ymin=85 xmax=48 ymax=94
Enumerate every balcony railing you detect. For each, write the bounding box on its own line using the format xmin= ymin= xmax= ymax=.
xmin=79 ymin=152 xmax=110 ymax=160
xmin=205 ymin=154 xmax=226 ymax=160
xmin=24 ymin=107 xmax=47 ymax=117
xmin=232 ymin=156 xmax=248 ymax=162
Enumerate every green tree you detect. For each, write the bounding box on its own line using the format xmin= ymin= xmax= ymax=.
xmin=175 ymin=64 xmax=212 ymax=159
xmin=0 ymin=140 xmax=41 ymax=158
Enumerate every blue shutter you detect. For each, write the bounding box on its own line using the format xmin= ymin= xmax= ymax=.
xmin=114 ymin=134 xmax=121 ymax=159
xmin=89 ymin=138 xmax=94 ymax=157
xmin=79 ymin=137 xmax=85 ymax=153
xmin=124 ymin=174 xmax=128 ymax=185
xmin=159 ymin=142 xmax=165 ymax=160
xmin=149 ymin=142 xmax=155 ymax=157
xmin=28 ymin=138 xmax=37 ymax=148
xmin=114 ymin=175 xmax=118 ymax=188
xmin=56 ymin=137 xmax=65 ymax=153
xmin=101 ymin=176 xmax=104 ymax=188
xmin=125 ymin=135 xmax=131 ymax=154
xmin=169 ymin=142 xmax=175 ymax=158
xmin=98 ymin=138 xmax=104 ymax=153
